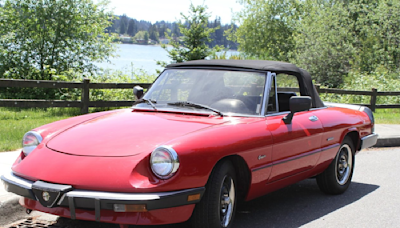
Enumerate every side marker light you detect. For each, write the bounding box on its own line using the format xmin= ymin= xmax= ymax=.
xmin=188 ymin=193 xmax=201 ymax=202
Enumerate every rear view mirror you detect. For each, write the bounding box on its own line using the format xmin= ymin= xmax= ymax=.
xmin=133 ymin=86 xmax=144 ymax=100
xmin=283 ymin=96 xmax=312 ymax=124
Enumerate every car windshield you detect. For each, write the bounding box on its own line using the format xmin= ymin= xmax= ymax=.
xmin=135 ymin=69 xmax=266 ymax=116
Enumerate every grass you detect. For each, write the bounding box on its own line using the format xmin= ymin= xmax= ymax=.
xmin=0 ymin=107 xmax=399 ymax=152
xmin=0 ymin=107 xmax=81 ymax=152
xmin=0 ymin=107 xmax=129 ymax=152
xmin=373 ymin=109 xmax=400 ymax=124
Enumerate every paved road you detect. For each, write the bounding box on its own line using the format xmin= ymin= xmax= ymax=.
xmin=236 ymin=147 xmax=400 ymax=228
xmin=2 ymin=147 xmax=400 ymax=227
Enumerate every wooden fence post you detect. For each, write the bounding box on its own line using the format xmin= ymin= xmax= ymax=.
xmin=315 ymin=84 xmax=321 ymax=94
xmin=370 ymin=88 xmax=377 ymax=112
xmin=81 ymin=78 xmax=90 ymax=114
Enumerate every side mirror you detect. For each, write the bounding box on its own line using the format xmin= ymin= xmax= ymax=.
xmin=133 ymin=86 xmax=144 ymax=100
xmin=283 ymin=96 xmax=312 ymax=124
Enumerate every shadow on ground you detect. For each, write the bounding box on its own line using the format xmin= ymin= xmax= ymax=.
xmin=234 ymin=179 xmax=379 ymax=228
xmin=8 ymin=179 xmax=379 ymax=228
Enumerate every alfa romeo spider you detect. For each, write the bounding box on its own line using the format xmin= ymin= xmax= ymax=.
xmin=1 ymin=60 xmax=378 ymax=228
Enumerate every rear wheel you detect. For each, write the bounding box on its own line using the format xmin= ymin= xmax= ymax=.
xmin=317 ymin=137 xmax=355 ymax=194
xmin=191 ymin=161 xmax=237 ymax=228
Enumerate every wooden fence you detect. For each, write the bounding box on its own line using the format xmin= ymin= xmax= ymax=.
xmin=314 ymin=85 xmax=400 ymax=112
xmin=0 ymin=79 xmax=399 ymax=113
xmin=0 ymin=79 xmax=151 ymax=114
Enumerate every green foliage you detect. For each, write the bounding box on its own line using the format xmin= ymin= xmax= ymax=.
xmin=292 ymin=0 xmax=354 ymax=87
xmin=319 ymin=67 xmax=400 ymax=105
xmin=207 ymin=17 xmax=238 ymax=49
xmin=148 ymin=24 xmax=159 ymax=42
xmin=292 ymin=0 xmax=400 ymax=87
xmin=106 ymin=13 xmax=237 ymax=48
xmin=374 ymin=109 xmax=400 ymax=125
xmin=232 ymin=0 xmax=301 ymax=61
xmin=127 ymin=19 xmax=137 ymax=37
xmin=119 ymin=14 xmax=128 ymax=34
xmin=62 ymin=65 xmax=155 ymax=102
xmin=133 ymin=31 xmax=149 ymax=43
xmin=232 ymin=0 xmax=400 ymax=88
xmin=0 ymin=0 xmax=117 ymax=81
xmin=144 ymin=31 xmax=149 ymax=43
xmin=88 ymin=66 xmax=156 ymax=102
xmin=354 ymin=0 xmax=400 ymax=72
xmin=161 ymin=4 xmax=224 ymax=64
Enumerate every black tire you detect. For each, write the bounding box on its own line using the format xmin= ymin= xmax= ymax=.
xmin=191 ymin=161 xmax=237 ymax=228
xmin=317 ymin=137 xmax=355 ymax=195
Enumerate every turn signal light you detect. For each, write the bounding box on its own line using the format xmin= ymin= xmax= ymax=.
xmin=187 ymin=193 xmax=201 ymax=202
xmin=114 ymin=204 xmax=147 ymax=212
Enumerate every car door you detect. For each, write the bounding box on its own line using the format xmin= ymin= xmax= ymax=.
xmin=266 ymin=73 xmax=323 ymax=183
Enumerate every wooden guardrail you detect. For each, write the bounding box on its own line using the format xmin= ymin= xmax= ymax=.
xmin=279 ymin=85 xmax=400 ymax=112
xmin=0 ymin=79 xmax=151 ymax=114
xmin=0 ymin=79 xmax=399 ymax=113
xmin=314 ymin=85 xmax=400 ymax=112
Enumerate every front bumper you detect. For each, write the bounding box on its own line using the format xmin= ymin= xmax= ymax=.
xmin=1 ymin=172 xmax=205 ymax=223
xmin=360 ymin=133 xmax=379 ymax=150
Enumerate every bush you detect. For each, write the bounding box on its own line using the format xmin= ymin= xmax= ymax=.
xmin=319 ymin=67 xmax=400 ymax=105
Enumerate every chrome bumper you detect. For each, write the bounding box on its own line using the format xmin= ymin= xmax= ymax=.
xmin=360 ymin=133 xmax=379 ymax=150
xmin=1 ymin=172 xmax=205 ymax=221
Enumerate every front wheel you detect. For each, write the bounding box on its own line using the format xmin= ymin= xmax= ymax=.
xmin=317 ymin=137 xmax=355 ymax=195
xmin=191 ymin=161 xmax=237 ymax=228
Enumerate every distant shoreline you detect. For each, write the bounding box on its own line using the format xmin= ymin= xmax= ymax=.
xmin=115 ymin=41 xmax=238 ymax=51
xmin=94 ymin=44 xmax=240 ymax=74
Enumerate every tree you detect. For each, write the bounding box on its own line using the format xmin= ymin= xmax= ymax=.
xmin=144 ymin=31 xmax=149 ymax=44
xmin=158 ymin=22 xmax=167 ymax=38
xmin=293 ymin=0 xmax=400 ymax=87
xmin=148 ymin=24 xmax=159 ymax=42
xmin=224 ymin=23 xmax=239 ymax=50
xmin=172 ymin=22 xmax=180 ymax=38
xmin=127 ymin=19 xmax=136 ymax=36
xmin=213 ymin=17 xmax=224 ymax=46
xmin=354 ymin=0 xmax=400 ymax=72
xmin=106 ymin=17 xmax=119 ymax=33
xmin=119 ymin=14 xmax=128 ymax=34
xmin=231 ymin=0 xmax=301 ymax=61
xmin=161 ymin=4 xmax=223 ymax=64
xmin=0 ymin=0 xmax=117 ymax=80
xmin=292 ymin=0 xmax=354 ymax=87
xmin=133 ymin=30 xmax=149 ymax=44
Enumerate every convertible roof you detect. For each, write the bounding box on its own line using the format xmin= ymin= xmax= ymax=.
xmin=167 ymin=60 xmax=325 ymax=108
xmin=167 ymin=60 xmax=300 ymax=72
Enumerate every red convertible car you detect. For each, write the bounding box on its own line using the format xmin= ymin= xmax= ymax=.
xmin=2 ymin=60 xmax=378 ymax=228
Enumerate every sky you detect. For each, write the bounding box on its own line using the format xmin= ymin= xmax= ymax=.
xmin=106 ymin=0 xmax=244 ymax=24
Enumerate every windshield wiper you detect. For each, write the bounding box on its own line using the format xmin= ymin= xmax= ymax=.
xmin=133 ymin=98 xmax=157 ymax=110
xmin=167 ymin=101 xmax=223 ymax=117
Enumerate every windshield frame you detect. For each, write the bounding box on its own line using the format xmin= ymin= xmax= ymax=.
xmin=132 ymin=68 xmax=273 ymax=117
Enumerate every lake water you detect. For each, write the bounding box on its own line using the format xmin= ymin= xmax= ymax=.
xmin=96 ymin=44 xmax=239 ymax=75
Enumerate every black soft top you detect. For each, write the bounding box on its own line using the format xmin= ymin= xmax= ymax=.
xmin=167 ymin=60 xmax=325 ymax=108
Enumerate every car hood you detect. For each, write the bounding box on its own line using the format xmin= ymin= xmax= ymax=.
xmin=46 ymin=110 xmax=230 ymax=157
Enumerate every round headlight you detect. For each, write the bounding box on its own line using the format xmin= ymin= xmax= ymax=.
xmin=22 ymin=131 xmax=43 ymax=156
xmin=150 ymin=146 xmax=179 ymax=179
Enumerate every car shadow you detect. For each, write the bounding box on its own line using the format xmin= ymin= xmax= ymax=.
xmin=234 ymin=179 xmax=379 ymax=228
xmin=55 ymin=179 xmax=379 ymax=228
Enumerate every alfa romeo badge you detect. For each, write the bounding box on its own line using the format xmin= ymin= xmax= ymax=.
xmin=42 ymin=191 xmax=50 ymax=202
